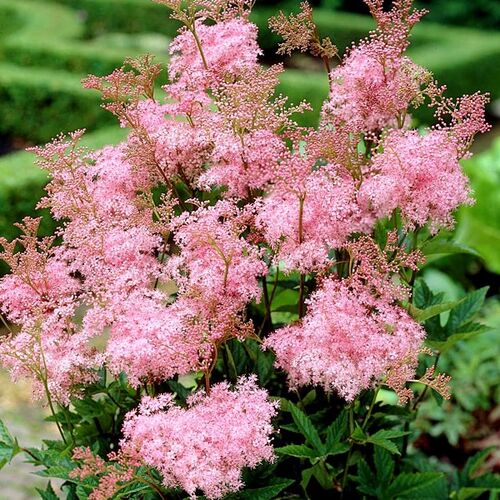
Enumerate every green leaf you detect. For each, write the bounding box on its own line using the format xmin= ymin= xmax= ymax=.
xmin=351 ymin=423 xmax=367 ymax=443
xmin=311 ymin=461 xmax=335 ymax=490
xmin=299 ymin=389 xmax=317 ymax=408
xmin=0 ymin=420 xmax=14 ymax=446
xmin=0 ymin=419 xmax=20 ymax=470
xmin=374 ymin=447 xmax=394 ymax=486
xmin=426 ymin=322 xmax=490 ymax=353
xmin=354 ymin=458 xmax=377 ymax=493
xmin=35 ymin=482 xmax=59 ymax=500
xmin=301 ymin=466 xmax=315 ymax=492
xmin=409 ymin=300 xmax=461 ymax=322
xmin=421 ymin=239 xmax=481 ymax=258
xmin=386 ymin=472 xmax=444 ymax=498
xmin=114 ymin=482 xmax=153 ymax=498
xmin=325 ymin=442 xmax=350 ymax=457
xmin=289 ymin=403 xmax=324 ymax=453
xmin=325 ymin=410 xmax=348 ymax=451
xmin=446 ymin=287 xmax=488 ymax=332
xmin=366 ymin=430 xmax=408 ymax=455
xmin=462 ymin=448 xmax=495 ymax=481
xmin=413 ymin=279 xmax=444 ymax=309
xmin=275 ymin=444 xmax=319 ymax=459
xmin=226 ymin=479 xmax=294 ymax=500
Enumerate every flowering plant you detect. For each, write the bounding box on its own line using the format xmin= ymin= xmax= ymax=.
xmin=0 ymin=0 xmax=497 ymax=498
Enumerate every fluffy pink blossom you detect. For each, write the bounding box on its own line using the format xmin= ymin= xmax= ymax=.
xmin=323 ymin=49 xmax=428 ymax=132
xmin=168 ymin=18 xmax=261 ymax=97
xmin=120 ymin=376 xmax=278 ymax=499
xmin=199 ymin=129 xmax=286 ymax=198
xmin=169 ymin=201 xmax=267 ymax=306
xmin=359 ymin=129 xmax=472 ymax=231
xmin=129 ymin=100 xmax=212 ymax=185
xmin=265 ymin=276 xmax=425 ymax=401
xmin=257 ymin=163 xmax=366 ymax=273
xmin=105 ymin=294 xmax=202 ymax=386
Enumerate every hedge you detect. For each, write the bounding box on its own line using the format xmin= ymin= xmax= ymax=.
xmin=0 ymin=0 xmax=83 ymax=42
xmin=54 ymin=0 xmax=181 ymax=37
xmin=3 ymin=37 xmax=168 ymax=78
xmin=0 ymin=126 xmax=128 ymax=244
xmin=1 ymin=1 xmax=499 ymax=143
xmin=0 ymin=63 xmax=116 ymax=144
xmin=0 ymin=1 xmax=169 ymax=77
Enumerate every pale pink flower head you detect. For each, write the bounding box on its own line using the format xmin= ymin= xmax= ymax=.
xmin=168 ymin=18 xmax=261 ymax=97
xmin=105 ymin=294 xmax=202 ymax=387
xmin=120 ymin=376 xmax=278 ymax=499
xmin=169 ymin=200 xmax=267 ymax=306
xmin=265 ymin=276 xmax=425 ymax=401
xmin=199 ymin=129 xmax=286 ymax=198
xmin=323 ymin=49 xmax=429 ymax=132
xmin=359 ymin=129 xmax=472 ymax=232
xmin=257 ymin=163 xmax=366 ymax=273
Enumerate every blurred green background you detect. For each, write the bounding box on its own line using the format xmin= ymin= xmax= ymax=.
xmin=0 ymin=0 xmax=499 ymax=496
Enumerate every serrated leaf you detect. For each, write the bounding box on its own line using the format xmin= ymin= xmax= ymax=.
xmin=226 ymin=479 xmax=294 ymax=499
xmin=426 ymin=323 xmax=490 ymax=353
xmin=0 ymin=419 xmax=20 ymax=470
xmin=367 ymin=437 xmax=399 ymax=455
xmin=0 ymin=419 xmax=14 ymax=446
xmin=462 ymin=448 xmax=495 ymax=482
xmin=325 ymin=410 xmax=348 ymax=451
xmin=351 ymin=423 xmax=367 ymax=443
xmin=409 ymin=300 xmax=461 ymax=322
xmin=311 ymin=461 xmax=335 ymax=490
xmin=114 ymin=482 xmax=152 ymax=498
xmin=371 ymin=430 xmax=409 ymax=440
xmin=299 ymin=389 xmax=317 ymax=408
xmin=422 ymin=239 xmax=481 ymax=258
xmin=386 ymin=472 xmax=444 ymax=498
xmin=354 ymin=458 xmax=376 ymax=491
xmin=35 ymin=482 xmax=59 ymax=500
xmin=279 ymin=423 xmax=299 ymax=433
xmin=374 ymin=447 xmax=394 ymax=486
xmin=37 ymin=465 xmax=72 ymax=479
xmin=301 ymin=466 xmax=315 ymax=492
xmin=289 ymin=404 xmax=324 ymax=453
xmin=275 ymin=444 xmax=318 ymax=459
xmin=413 ymin=279 xmax=444 ymax=309
xmin=366 ymin=429 xmax=408 ymax=455
xmin=446 ymin=288 xmax=488 ymax=332
xmin=326 ymin=442 xmax=350 ymax=457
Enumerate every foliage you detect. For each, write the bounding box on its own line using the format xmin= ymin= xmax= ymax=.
xmin=457 ymin=139 xmax=500 ymax=275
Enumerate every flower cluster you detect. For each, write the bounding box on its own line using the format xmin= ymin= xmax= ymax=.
xmin=265 ymin=237 xmax=426 ymax=400
xmin=120 ymin=377 xmax=278 ymax=499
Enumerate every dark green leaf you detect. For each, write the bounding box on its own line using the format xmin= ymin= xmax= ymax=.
xmin=226 ymin=479 xmax=294 ymax=500
xmin=36 ymin=482 xmax=59 ymax=500
xmin=275 ymin=444 xmax=318 ymax=459
xmin=374 ymin=447 xmax=394 ymax=486
xmin=422 ymin=239 xmax=481 ymax=258
xmin=409 ymin=300 xmax=462 ymax=322
xmin=289 ymin=404 xmax=324 ymax=453
xmin=386 ymin=472 xmax=445 ymax=498
xmin=366 ymin=430 xmax=408 ymax=455
xmin=351 ymin=424 xmax=367 ymax=443
xmin=325 ymin=410 xmax=348 ymax=451
xmin=462 ymin=448 xmax=495 ymax=481
xmin=446 ymin=288 xmax=488 ymax=332
xmin=354 ymin=458 xmax=376 ymax=491
xmin=413 ymin=279 xmax=444 ymax=309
